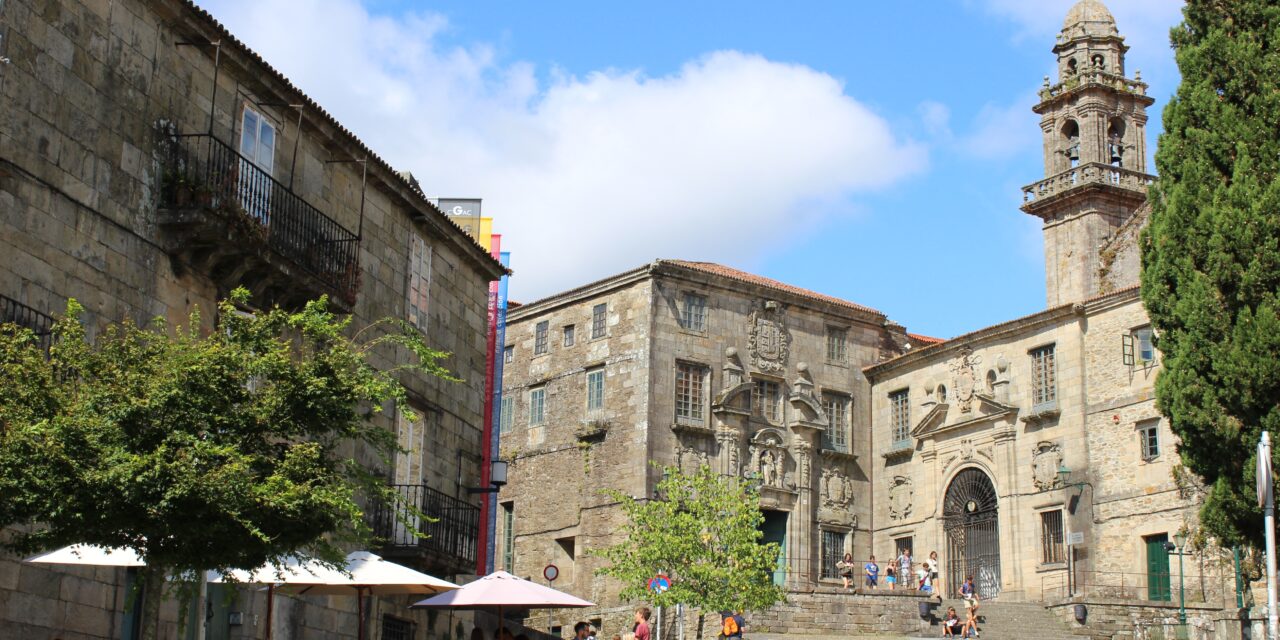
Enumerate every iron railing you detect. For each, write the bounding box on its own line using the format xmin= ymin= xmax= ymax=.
xmin=0 ymin=294 xmax=55 ymax=350
xmin=159 ymin=133 xmax=360 ymax=304
xmin=1040 ymin=569 xmax=1234 ymax=606
xmin=372 ymin=484 xmax=480 ymax=568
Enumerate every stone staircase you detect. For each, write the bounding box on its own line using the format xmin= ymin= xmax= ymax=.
xmin=912 ymin=600 xmax=1086 ymax=639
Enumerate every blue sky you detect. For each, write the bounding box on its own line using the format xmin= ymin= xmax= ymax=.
xmin=204 ymin=0 xmax=1184 ymax=338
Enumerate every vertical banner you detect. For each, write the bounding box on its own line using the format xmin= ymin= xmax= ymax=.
xmin=486 ymin=246 xmax=510 ymax=574
xmin=476 ymin=234 xmax=501 ymax=575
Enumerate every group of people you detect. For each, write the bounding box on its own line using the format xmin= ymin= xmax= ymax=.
xmin=942 ymin=576 xmax=981 ymax=638
xmin=835 ymin=547 xmax=942 ymax=594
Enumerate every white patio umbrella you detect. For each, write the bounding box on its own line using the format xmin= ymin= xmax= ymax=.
xmin=412 ymin=570 xmax=595 ymax=638
xmin=25 ymin=543 xmax=145 ymax=567
xmin=214 ymin=550 xmax=458 ymax=640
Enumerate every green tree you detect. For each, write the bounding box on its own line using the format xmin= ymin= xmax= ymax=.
xmin=595 ymin=465 xmax=785 ymax=636
xmin=0 ymin=289 xmax=453 ymax=639
xmin=1141 ymin=0 xmax=1280 ymax=547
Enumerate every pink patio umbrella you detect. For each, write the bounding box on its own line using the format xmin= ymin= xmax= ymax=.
xmin=411 ymin=570 xmax=594 ymax=637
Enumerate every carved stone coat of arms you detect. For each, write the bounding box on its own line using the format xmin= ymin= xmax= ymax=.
xmin=747 ymin=301 xmax=790 ymax=373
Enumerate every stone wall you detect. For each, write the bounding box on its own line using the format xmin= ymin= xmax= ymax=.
xmin=1047 ymin=598 xmax=1233 ymax=640
xmin=0 ymin=0 xmax=501 ymax=636
xmin=746 ymin=589 xmax=933 ymax=637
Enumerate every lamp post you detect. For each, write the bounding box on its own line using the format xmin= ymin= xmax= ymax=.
xmin=1172 ymin=531 xmax=1187 ymax=627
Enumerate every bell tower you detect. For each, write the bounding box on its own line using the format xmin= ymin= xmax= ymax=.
xmin=1021 ymin=0 xmax=1155 ymax=306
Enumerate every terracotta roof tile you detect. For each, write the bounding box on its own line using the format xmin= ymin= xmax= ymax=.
xmin=662 ymin=260 xmax=884 ymax=317
xmin=907 ymin=332 xmax=945 ymax=345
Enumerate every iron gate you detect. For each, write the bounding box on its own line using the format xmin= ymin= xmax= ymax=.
xmin=944 ymin=468 xmax=1001 ymax=599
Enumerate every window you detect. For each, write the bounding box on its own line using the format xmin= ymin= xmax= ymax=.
xmin=890 ymin=389 xmax=911 ymax=448
xmin=563 ymin=324 xmax=576 ymax=347
xmin=752 ymin=379 xmax=782 ymax=423
xmin=534 ymin=321 xmax=549 ymax=355
xmin=820 ymin=530 xmax=846 ymax=579
xmin=382 ymin=616 xmax=414 ymax=640
xmin=394 ymin=407 xmax=425 ymax=485
xmin=822 ymin=392 xmax=851 ymax=453
xmin=555 ymin=536 xmax=577 ymax=584
xmin=528 ymin=387 xmax=546 ymax=426
xmin=501 ymin=502 xmax=515 ymax=572
xmin=503 ymin=345 xmax=514 ymax=363
xmin=681 ymin=292 xmax=707 ymax=331
xmin=407 ymin=234 xmax=432 ymax=333
xmin=895 ymin=537 xmax=914 ymax=562
xmin=499 ymin=396 xmax=514 ymax=435
xmin=591 ymin=303 xmax=607 ymax=339
xmin=936 ymin=384 xmax=948 ymax=403
xmin=238 ymin=105 xmax=276 ymax=222
xmin=1139 ymin=420 xmax=1160 ymax=460
xmin=586 ymin=367 xmax=605 ymax=411
xmin=1123 ymin=327 xmax=1156 ymax=366
xmin=675 ymin=362 xmax=708 ymax=424
xmin=826 ymin=326 xmax=848 ymax=364
xmin=1040 ymin=510 xmax=1065 ymax=564
xmin=1031 ymin=345 xmax=1057 ymax=409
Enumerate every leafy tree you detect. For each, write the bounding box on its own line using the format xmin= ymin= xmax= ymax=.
xmin=595 ymin=465 xmax=785 ymax=636
xmin=0 ymin=289 xmax=453 ymax=639
xmin=1141 ymin=0 xmax=1280 ymax=547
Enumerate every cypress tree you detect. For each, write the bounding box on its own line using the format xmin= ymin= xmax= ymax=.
xmin=1141 ymin=0 xmax=1280 ymax=547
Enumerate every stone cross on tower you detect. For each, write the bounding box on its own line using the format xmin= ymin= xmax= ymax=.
xmin=1021 ymin=0 xmax=1156 ymax=306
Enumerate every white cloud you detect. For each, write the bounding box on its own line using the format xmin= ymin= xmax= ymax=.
xmin=199 ymin=0 xmax=926 ymax=302
xmin=959 ymin=93 xmax=1042 ymax=160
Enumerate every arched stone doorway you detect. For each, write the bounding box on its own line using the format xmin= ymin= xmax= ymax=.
xmin=943 ymin=468 xmax=1001 ymax=599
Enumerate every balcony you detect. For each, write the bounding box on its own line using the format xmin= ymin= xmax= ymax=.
xmin=156 ymin=134 xmax=360 ymax=309
xmin=1021 ymin=162 xmax=1153 ymax=215
xmin=1038 ymin=69 xmax=1149 ymax=104
xmin=0 ymin=294 xmax=55 ymax=350
xmin=370 ymin=484 xmax=479 ymax=575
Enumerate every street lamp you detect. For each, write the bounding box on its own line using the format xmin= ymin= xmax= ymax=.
xmin=1168 ymin=531 xmax=1188 ymax=627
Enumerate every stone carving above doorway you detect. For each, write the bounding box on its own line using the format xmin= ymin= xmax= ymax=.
xmin=1031 ymin=441 xmax=1064 ymax=490
xmin=677 ymin=443 xmax=710 ymax=476
xmin=747 ymin=300 xmax=791 ymax=373
xmin=819 ymin=467 xmax=857 ymax=527
xmin=888 ymin=475 xmax=914 ymax=521
xmin=949 ymin=346 xmax=983 ymax=413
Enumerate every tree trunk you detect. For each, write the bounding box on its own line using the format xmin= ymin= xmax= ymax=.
xmin=695 ymin=612 xmax=705 ymax=640
xmin=138 ymin=564 xmax=166 ymax=640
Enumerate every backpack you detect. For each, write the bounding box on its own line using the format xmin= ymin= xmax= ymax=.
xmin=722 ymin=616 xmax=741 ymax=637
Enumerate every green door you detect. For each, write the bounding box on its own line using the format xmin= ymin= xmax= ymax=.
xmin=760 ymin=510 xmax=788 ymax=586
xmin=1146 ymin=534 xmax=1171 ymax=601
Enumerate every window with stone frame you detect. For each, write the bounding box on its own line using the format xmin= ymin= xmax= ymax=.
xmin=528 ymin=386 xmax=546 ymax=426
xmin=680 ymin=292 xmax=707 ymax=331
xmin=503 ymin=345 xmax=514 ymax=364
xmin=1030 ymin=344 xmax=1057 ymax=410
xmin=820 ymin=530 xmax=847 ymax=579
xmin=381 ymin=615 xmax=414 ymax=640
xmin=563 ymin=324 xmax=576 ymax=347
xmin=586 ymin=367 xmax=605 ymax=412
xmin=675 ymin=361 xmax=709 ymax=425
xmin=1123 ymin=326 xmax=1157 ymax=366
xmin=822 ymin=392 xmax=851 ymax=453
xmin=889 ymin=389 xmax=911 ymax=449
xmin=591 ymin=303 xmax=607 ymax=339
xmin=826 ymin=326 xmax=848 ymax=364
xmin=407 ymin=233 xmax=432 ymax=333
xmin=1040 ymin=509 xmax=1065 ymax=564
xmin=499 ymin=396 xmax=514 ymax=435
xmin=501 ymin=501 xmax=515 ymax=572
xmin=1138 ymin=419 xmax=1160 ymax=460
xmin=534 ymin=321 xmax=549 ymax=355
xmin=394 ymin=405 xmax=427 ymax=485
xmin=752 ymin=379 xmax=782 ymax=423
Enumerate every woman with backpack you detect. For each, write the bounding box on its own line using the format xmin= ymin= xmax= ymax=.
xmin=719 ymin=610 xmax=744 ymax=640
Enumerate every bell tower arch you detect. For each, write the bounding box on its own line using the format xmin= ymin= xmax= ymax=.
xmin=1021 ymin=0 xmax=1155 ymax=306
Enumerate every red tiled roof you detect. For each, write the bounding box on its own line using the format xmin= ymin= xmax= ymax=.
xmin=907 ymin=332 xmax=945 ymax=345
xmin=662 ymin=260 xmax=884 ymax=317
xmin=177 ymin=0 xmax=505 ymax=275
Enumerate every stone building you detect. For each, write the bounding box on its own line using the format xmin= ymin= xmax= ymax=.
xmin=0 ymin=0 xmax=505 ymax=638
xmin=498 ymin=1 xmax=1234 ymax=632
xmin=495 ymin=260 xmax=935 ymax=631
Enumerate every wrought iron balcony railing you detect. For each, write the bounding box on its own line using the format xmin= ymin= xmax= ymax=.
xmin=371 ymin=484 xmax=479 ymax=569
xmin=0 ymin=294 xmax=55 ymax=350
xmin=1021 ymin=162 xmax=1153 ymax=207
xmin=158 ymin=133 xmax=360 ymax=305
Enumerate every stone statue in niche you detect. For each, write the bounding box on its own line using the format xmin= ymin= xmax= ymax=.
xmin=747 ymin=430 xmax=788 ymax=489
xmin=747 ymin=300 xmax=791 ymax=373
xmin=1031 ymin=441 xmax=1064 ymax=491
xmin=949 ymin=346 xmax=983 ymax=413
xmin=888 ymin=476 xmax=914 ymax=521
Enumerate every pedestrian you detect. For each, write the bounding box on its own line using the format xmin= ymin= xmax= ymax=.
xmin=942 ymin=607 xmax=960 ymax=637
xmin=896 ymin=547 xmax=912 ymax=590
xmin=634 ymin=608 xmax=651 ymax=640
xmin=962 ymin=605 xmax=979 ymax=638
xmin=719 ymin=610 xmax=744 ymax=640
xmin=960 ymin=575 xmax=978 ymax=613
xmin=927 ymin=551 xmax=941 ymax=597
xmin=574 ymin=622 xmax=595 ymax=640
xmin=837 ymin=552 xmax=856 ymax=589
xmin=864 ymin=554 xmax=880 ymax=590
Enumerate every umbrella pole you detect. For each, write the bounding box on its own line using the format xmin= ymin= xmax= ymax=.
xmin=265 ymin=584 xmax=274 ymax=640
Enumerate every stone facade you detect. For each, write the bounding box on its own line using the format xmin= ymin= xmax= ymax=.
xmin=496 ymin=260 xmax=924 ymax=634
xmin=0 ymin=0 xmax=504 ymax=637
